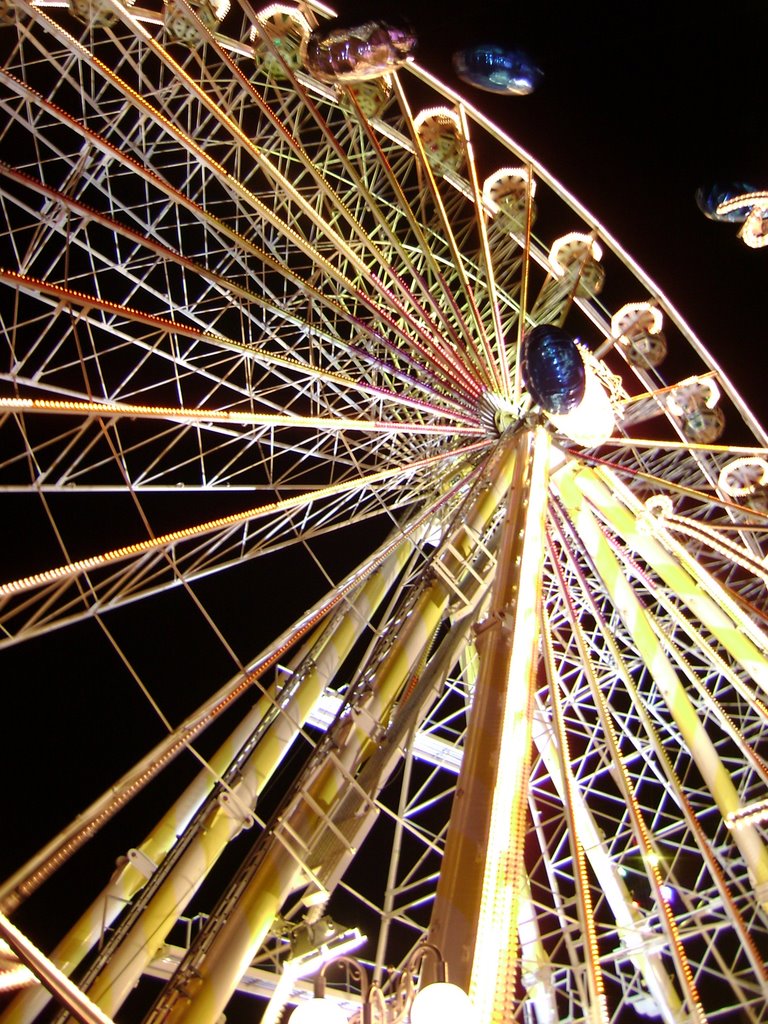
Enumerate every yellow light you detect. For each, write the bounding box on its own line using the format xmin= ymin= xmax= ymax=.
xmin=643 ymin=495 xmax=673 ymax=518
xmin=256 ymin=2 xmax=310 ymax=29
xmin=410 ymin=982 xmax=477 ymax=1024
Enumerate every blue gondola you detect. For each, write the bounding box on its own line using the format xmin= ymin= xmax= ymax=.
xmin=453 ymin=44 xmax=543 ymax=95
xmin=696 ymin=182 xmax=760 ymax=223
xmin=303 ymin=18 xmax=416 ymax=83
xmin=522 ymin=325 xmax=585 ymax=414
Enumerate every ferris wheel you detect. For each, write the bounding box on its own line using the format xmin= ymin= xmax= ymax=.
xmin=2 ymin=3 xmax=768 ymax=1024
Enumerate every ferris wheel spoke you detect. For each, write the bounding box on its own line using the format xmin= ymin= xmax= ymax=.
xmin=456 ymin=104 xmax=512 ymax=397
xmin=199 ymin=6 xmax=495 ymax=384
xmin=551 ymin=469 xmax=768 ymax=902
xmin=1 ymin=266 xmax=479 ymax=432
xmin=549 ymin=543 xmax=710 ymax=1023
xmin=579 ymin=464 xmax=768 ymax=669
xmin=104 ymin=0 xmax=489 ymax=399
xmin=1 ymin=67 xmax=481 ymax=407
xmin=330 ymin=83 xmax=503 ymax=385
xmin=0 ymin=443 xmax=485 ymax=644
xmin=547 ymin=510 xmax=768 ymax=1007
xmin=557 ymin=520 xmax=768 ymax=991
xmin=390 ymin=75 xmax=503 ymax=393
xmin=540 ymin=606 xmax=609 ymax=1024
xmin=0 ymin=396 xmax=480 ymax=436
xmin=0 ymin=524 xmax=432 ymax=920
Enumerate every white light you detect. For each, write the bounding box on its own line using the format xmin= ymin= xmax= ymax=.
xmin=660 ymin=884 xmax=676 ymax=902
xmin=410 ymin=982 xmax=477 ymax=1024
xmin=289 ymin=998 xmax=348 ymax=1024
xmin=547 ymin=358 xmax=615 ymax=446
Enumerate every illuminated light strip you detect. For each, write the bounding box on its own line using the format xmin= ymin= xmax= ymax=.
xmin=548 ymin=232 xmax=603 ymax=279
xmin=13 ymin=542 xmax=415 ymax=1020
xmin=541 ymin=605 xmax=608 ymax=1024
xmin=78 ymin=550 xmax=414 ymax=1017
xmin=515 ymin=873 xmax=558 ymax=1023
xmin=530 ymin=695 xmax=687 ymax=1019
xmin=610 ymin=301 xmax=664 ymax=338
xmin=727 ymin=800 xmax=768 ymax=830
xmin=331 ymin=83 xmax=495 ymax=386
xmin=482 ymin=166 xmax=537 ymax=210
xmin=607 ymin=510 xmax=768 ymax=780
xmin=716 ymin=191 xmax=768 ymax=217
xmin=333 ymin=91 xmax=497 ymax=392
xmin=602 ymin=520 xmax=768 ymax=739
xmin=595 ymin=434 xmax=768 ymax=456
xmin=0 ymin=939 xmax=37 ymax=993
xmin=548 ymin=490 xmax=721 ymax=1024
xmin=254 ymin=2 xmax=310 ymax=35
xmin=0 ymin=397 xmax=482 ymax=436
xmin=617 ymin=369 xmax=719 ymax=411
xmin=412 ymin=106 xmax=463 ymax=134
xmin=513 ymin=164 xmax=535 ymax=404
xmin=656 ymin=510 xmax=768 ymax=594
xmin=101 ymin=0 xmax=485 ymax=401
xmin=152 ymin=435 xmax=523 ymax=1024
xmin=468 ymin=428 xmax=550 ymax=1023
xmin=208 ymin=13 xmax=487 ymax=403
xmin=575 ymin=449 xmax=768 ymax=528
xmin=0 ymin=440 xmax=488 ymax=598
xmin=0 ymin=166 xmax=478 ymax=424
xmin=718 ymin=456 xmax=768 ymax=497
xmin=0 ymin=268 xmax=474 ymax=427
xmin=666 ymin=377 xmax=720 ymax=416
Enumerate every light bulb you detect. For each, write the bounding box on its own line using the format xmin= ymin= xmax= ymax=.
xmin=289 ymin=998 xmax=348 ymax=1024
xmin=410 ymin=982 xmax=476 ymax=1024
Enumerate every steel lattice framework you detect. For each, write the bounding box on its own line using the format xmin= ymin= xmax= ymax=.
xmin=2 ymin=2 xmax=768 ymax=1024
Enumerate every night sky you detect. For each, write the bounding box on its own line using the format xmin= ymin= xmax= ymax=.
xmin=1 ymin=0 xmax=767 ymax=1019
